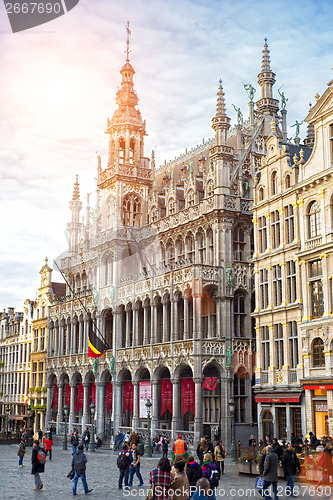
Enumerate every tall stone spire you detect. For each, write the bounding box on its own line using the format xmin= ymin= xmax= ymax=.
xmin=212 ymin=80 xmax=230 ymax=146
xmin=261 ymin=37 xmax=271 ymax=72
xmin=304 ymin=103 xmax=315 ymax=148
xmin=68 ymin=175 xmax=82 ymax=253
xmin=256 ymin=38 xmax=279 ymax=134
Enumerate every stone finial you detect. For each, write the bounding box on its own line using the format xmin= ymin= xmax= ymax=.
xmin=72 ymin=174 xmax=80 ymax=201
xmin=293 ymin=153 xmax=298 ymax=165
xmin=315 ymin=92 xmax=320 ymax=102
xmin=216 ymin=79 xmax=227 ymax=117
xmin=261 ymin=37 xmax=271 ymax=72
xmin=270 ymin=120 xmax=276 ymax=134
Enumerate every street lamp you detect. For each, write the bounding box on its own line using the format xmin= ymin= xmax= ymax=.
xmin=27 ymin=405 xmax=33 ymax=446
xmin=89 ymin=402 xmax=96 ymax=452
xmin=6 ymin=405 xmax=10 ymax=439
xmin=229 ymin=398 xmax=237 ymax=461
xmin=63 ymin=403 xmax=69 ymax=450
xmin=145 ymin=399 xmax=152 ymax=457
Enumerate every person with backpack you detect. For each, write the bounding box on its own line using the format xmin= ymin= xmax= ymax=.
xmin=201 ymin=453 xmax=220 ymax=499
xmin=42 ymin=433 xmax=53 ymax=460
xmin=214 ymin=440 xmax=226 ymax=475
xmin=186 ymin=455 xmax=202 ymax=492
xmin=128 ymin=443 xmax=144 ymax=487
xmin=71 ymin=430 xmax=80 ymax=456
xmin=117 ymin=443 xmax=132 ymax=490
xmin=31 ymin=439 xmax=46 ymax=491
xmin=18 ymin=439 xmax=26 ymax=467
xmin=72 ymin=443 xmax=93 ymax=495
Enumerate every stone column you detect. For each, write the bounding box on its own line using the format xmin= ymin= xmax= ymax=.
xmin=66 ymin=319 xmax=71 ymax=355
xmin=171 ymin=378 xmax=180 ymax=438
xmin=71 ymin=319 xmax=77 ymax=355
xmin=194 ymin=377 xmax=202 ymax=449
xmin=47 ymin=324 xmax=52 ymax=357
xmin=133 ymin=305 xmax=139 ymax=346
xmin=59 ymin=323 xmax=64 ymax=357
xmin=78 ymin=320 xmax=83 ymax=353
xmin=321 ymin=254 xmax=330 ymax=316
xmin=56 ymin=384 xmax=64 ymax=433
xmin=268 ymin=324 xmax=275 ymax=385
xmin=114 ymin=381 xmax=122 ymax=431
xmin=83 ymin=315 xmax=90 ymax=353
xmin=54 ymin=324 xmax=59 ymax=356
xmin=69 ymin=383 xmax=76 ymax=433
xmin=81 ymin=383 xmax=90 ymax=431
xmin=162 ymin=298 xmax=168 ymax=343
xmin=171 ymin=297 xmax=177 ymax=342
xmin=282 ymin=322 xmax=289 ymax=384
xmin=184 ymin=296 xmax=189 ymax=340
xmin=151 ymin=379 xmax=159 ymax=436
xmin=96 ymin=382 xmax=105 ymax=436
xmin=151 ymin=303 xmax=157 ymax=344
xmin=125 ymin=307 xmax=131 ymax=348
xmin=143 ymin=304 xmax=149 ymax=345
xmin=132 ymin=381 xmax=140 ymax=430
xmin=45 ymin=383 xmax=53 ymax=430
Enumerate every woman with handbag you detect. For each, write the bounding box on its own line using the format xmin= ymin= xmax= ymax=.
xmin=148 ymin=457 xmax=173 ymax=500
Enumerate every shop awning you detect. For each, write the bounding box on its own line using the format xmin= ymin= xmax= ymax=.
xmin=303 ymin=384 xmax=333 ymax=390
xmin=255 ymin=393 xmax=302 ymax=403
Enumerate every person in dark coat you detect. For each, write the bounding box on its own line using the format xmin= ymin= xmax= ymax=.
xmin=197 ymin=438 xmax=208 ymax=465
xmin=38 ymin=429 xmax=43 ymax=441
xmin=31 ymin=440 xmax=45 ymax=491
xmin=186 ymin=455 xmax=202 ymax=490
xmin=71 ymin=430 xmax=79 ymax=456
xmin=259 ymin=447 xmax=267 ymax=476
xmin=282 ymin=443 xmax=301 ymax=496
xmin=82 ymin=428 xmax=90 ymax=451
xmin=72 ymin=444 xmax=92 ymax=495
xmin=117 ymin=444 xmax=132 ymax=490
xmin=162 ymin=437 xmax=169 ymax=458
xmin=18 ymin=439 xmax=26 ymax=467
xmin=272 ymin=438 xmax=283 ymax=460
xmin=262 ymin=445 xmax=279 ymax=500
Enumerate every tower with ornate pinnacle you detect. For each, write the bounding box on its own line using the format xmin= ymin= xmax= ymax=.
xmin=210 ymin=80 xmax=233 ymax=194
xmin=67 ymin=174 xmax=82 ymax=253
xmin=97 ymin=22 xmax=153 ymax=228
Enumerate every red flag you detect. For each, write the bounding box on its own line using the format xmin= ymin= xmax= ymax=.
xmin=123 ymin=381 xmax=133 ymax=414
xmin=91 ymin=382 xmax=96 ymax=404
xmin=65 ymin=384 xmax=71 ymax=407
xmin=160 ymin=379 xmax=173 ymax=416
xmin=75 ymin=383 xmax=84 ymax=412
xmin=202 ymin=377 xmax=218 ymax=392
xmin=181 ymin=378 xmax=195 ymax=417
xmin=106 ymin=382 xmax=113 ymax=413
xmin=51 ymin=384 xmax=58 ymax=408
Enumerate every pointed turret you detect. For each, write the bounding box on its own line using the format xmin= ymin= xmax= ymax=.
xmin=256 ymin=38 xmax=279 ymax=135
xmin=304 ymin=103 xmax=315 ymax=148
xmin=67 ymin=175 xmax=82 ymax=253
xmin=212 ymin=80 xmax=230 ymax=146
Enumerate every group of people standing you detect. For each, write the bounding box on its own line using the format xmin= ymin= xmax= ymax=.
xmin=117 ymin=433 xmax=224 ymax=500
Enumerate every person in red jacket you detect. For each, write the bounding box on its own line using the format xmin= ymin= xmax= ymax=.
xmin=43 ymin=433 xmax=53 ymax=460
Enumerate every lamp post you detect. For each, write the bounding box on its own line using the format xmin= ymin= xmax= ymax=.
xmin=145 ymin=399 xmax=152 ymax=457
xmin=89 ymin=402 xmax=96 ymax=452
xmin=229 ymin=398 xmax=237 ymax=461
xmin=6 ymin=405 xmax=10 ymax=439
xmin=63 ymin=403 xmax=69 ymax=450
xmin=27 ymin=405 xmax=33 ymax=446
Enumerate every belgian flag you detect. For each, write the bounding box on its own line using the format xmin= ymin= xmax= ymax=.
xmin=88 ymin=324 xmax=109 ymax=358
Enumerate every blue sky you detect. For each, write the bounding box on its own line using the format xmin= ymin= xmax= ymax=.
xmin=0 ymin=0 xmax=333 ymax=308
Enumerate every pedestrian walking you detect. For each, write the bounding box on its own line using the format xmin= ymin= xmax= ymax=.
xmin=128 ymin=443 xmax=144 ymax=487
xmin=43 ymin=433 xmax=53 ymax=460
xmin=197 ymin=437 xmax=208 ymax=465
xmin=38 ymin=428 xmax=43 ymax=441
xmin=71 ymin=430 xmax=79 ymax=456
xmin=149 ymin=457 xmax=173 ymax=500
xmin=201 ymin=452 xmax=220 ymax=496
xmin=124 ymin=429 xmax=130 ymax=445
xmin=214 ymin=440 xmax=226 ymax=475
xmin=282 ymin=442 xmax=301 ymax=496
xmin=82 ymin=427 xmax=90 ymax=451
xmin=31 ymin=439 xmax=46 ymax=491
xmin=129 ymin=431 xmax=138 ymax=448
xmin=117 ymin=444 xmax=132 ymax=490
xmin=18 ymin=439 xmax=26 ymax=467
xmin=162 ymin=437 xmax=169 ymax=458
xmin=170 ymin=460 xmax=190 ymax=500
xmin=172 ymin=434 xmax=188 ymax=461
xmin=315 ymin=442 xmax=333 ymax=490
xmin=262 ymin=445 xmax=279 ymax=500
xmin=72 ymin=443 xmax=92 ymax=495
xmin=186 ymin=455 xmax=202 ymax=492
xmin=272 ymin=438 xmax=283 ymax=460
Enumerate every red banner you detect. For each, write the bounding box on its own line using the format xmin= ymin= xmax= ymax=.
xmin=202 ymin=377 xmax=218 ymax=392
xmin=123 ymin=381 xmax=134 ymax=414
xmin=51 ymin=384 xmax=58 ymax=408
xmin=65 ymin=384 xmax=71 ymax=408
xmin=160 ymin=379 xmax=173 ymax=416
xmin=181 ymin=378 xmax=195 ymax=417
xmin=75 ymin=383 xmax=84 ymax=412
xmin=91 ymin=382 xmax=96 ymax=404
xmin=106 ymin=382 xmax=113 ymax=414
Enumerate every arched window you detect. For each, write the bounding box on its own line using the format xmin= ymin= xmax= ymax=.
xmin=308 ymin=201 xmax=321 ymax=238
xmin=259 ymin=187 xmax=264 ymax=201
xmin=150 ymin=205 xmax=158 ymax=223
xmin=207 ymin=229 xmax=214 ymax=265
xmin=186 ymin=233 xmax=195 ymax=263
xmin=166 ymin=240 xmax=175 ymax=266
xmin=105 ymin=309 xmax=113 ymax=349
xmin=175 ymin=238 xmax=185 ymax=263
xmin=197 ymin=230 xmax=205 ymax=264
xmin=262 ymin=409 xmax=274 ymax=440
xmin=129 ymin=138 xmax=135 ymax=164
xmin=234 ymin=292 xmax=246 ymax=337
xmin=233 ymin=227 xmax=245 ymax=261
xmin=271 ymin=171 xmax=278 ymax=195
xmin=206 ymin=180 xmax=214 ymax=197
xmin=119 ymin=138 xmax=125 ymax=164
xmin=122 ymin=194 xmax=142 ymax=226
xmin=188 ymin=190 xmax=195 ymax=207
xmin=169 ymin=198 xmax=175 ymax=215
xmin=285 ymin=174 xmax=291 ymax=189
xmin=312 ymin=337 xmax=324 ymax=367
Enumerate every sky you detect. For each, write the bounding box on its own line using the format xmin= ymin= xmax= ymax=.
xmin=0 ymin=0 xmax=333 ymax=309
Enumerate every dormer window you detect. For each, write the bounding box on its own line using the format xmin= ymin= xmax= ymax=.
xmin=271 ymin=171 xmax=278 ymax=195
xmin=285 ymin=174 xmax=291 ymax=189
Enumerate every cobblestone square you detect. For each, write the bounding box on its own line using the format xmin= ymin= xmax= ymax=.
xmin=1 ymin=443 xmax=333 ymax=500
